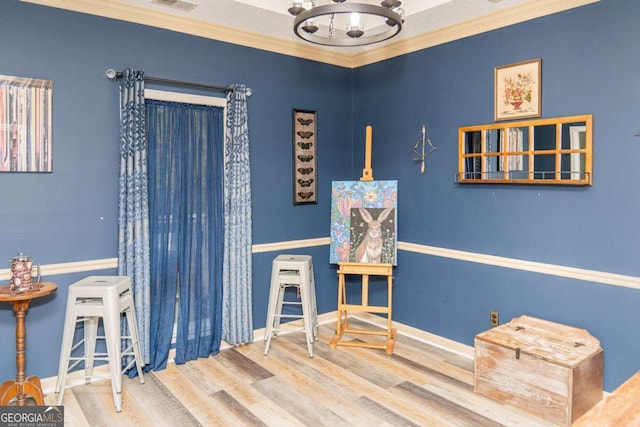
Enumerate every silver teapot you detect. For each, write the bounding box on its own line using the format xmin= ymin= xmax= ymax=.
xmin=10 ymin=253 xmax=40 ymax=292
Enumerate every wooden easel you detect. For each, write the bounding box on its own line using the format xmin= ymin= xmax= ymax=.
xmin=329 ymin=126 xmax=397 ymax=354
xmin=360 ymin=126 xmax=374 ymax=182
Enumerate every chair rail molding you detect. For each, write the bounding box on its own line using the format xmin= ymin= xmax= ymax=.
xmin=399 ymin=242 xmax=640 ymax=290
xmin=0 ymin=258 xmax=118 ymax=282
xmin=2 ymin=237 xmax=636 ymax=290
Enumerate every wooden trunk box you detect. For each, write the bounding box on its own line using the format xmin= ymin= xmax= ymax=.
xmin=474 ymin=315 xmax=603 ymax=426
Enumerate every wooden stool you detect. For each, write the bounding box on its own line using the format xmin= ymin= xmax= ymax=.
xmin=55 ymin=276 xmax=145 ymax=412
xmin=264 ymin=255 xmax=318 ymax=357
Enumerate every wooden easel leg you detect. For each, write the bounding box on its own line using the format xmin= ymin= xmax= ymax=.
xmin=386 ymin=275 xmax=396 ymax=355
xmin=330 ymin=272 xmax=346 ymax=349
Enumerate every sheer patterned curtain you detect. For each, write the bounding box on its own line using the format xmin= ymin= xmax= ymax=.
xmin=118 ymin=73 xmax=252 ymax=368
xmin=117 ymin=69 xmax=151 ymax=366
xmin=222 ymin=84 xmax=253 ymax=345
xmin=146 ymin=99 xmax=224 ymax=369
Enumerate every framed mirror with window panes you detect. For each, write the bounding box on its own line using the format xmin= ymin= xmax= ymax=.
xmin=457 ymin=115 xmax=592 ymax=186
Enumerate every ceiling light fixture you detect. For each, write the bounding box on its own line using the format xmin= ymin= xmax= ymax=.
xmin=289 ymin=0 xmax=404 ymax=47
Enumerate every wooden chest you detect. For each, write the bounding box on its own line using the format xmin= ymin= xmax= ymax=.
xmin=474 ymin=315 xmax=603 ymax=426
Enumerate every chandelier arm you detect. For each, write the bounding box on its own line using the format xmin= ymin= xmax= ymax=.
xmin=293 ymin=3 xmax=402 ymax=47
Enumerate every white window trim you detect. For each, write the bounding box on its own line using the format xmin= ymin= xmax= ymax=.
xmin=145 ymin=88 xmax=226 ymax=107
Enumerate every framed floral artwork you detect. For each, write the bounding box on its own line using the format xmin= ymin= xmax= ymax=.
xmin=494 ymin=58 xmax=541 ymax=121
xmin=293 ymin=109 xmax=317 ymax=204
xmin=330 ymin=180 xmax=397 ymax=265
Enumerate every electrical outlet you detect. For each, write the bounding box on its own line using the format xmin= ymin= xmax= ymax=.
xmin=490 ymin=311 xmax=499 ymax=327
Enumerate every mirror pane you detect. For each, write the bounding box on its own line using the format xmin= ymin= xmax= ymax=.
xmin=464 ymin=131 xmax=482 ymax=154
xmin=504 ymin=127 xmax=529 ymax=152
xmin=485 ymin=154 xmax=502 ymax=179
xmin=507 ymin=154 xmax=529 ymax=173
xmin=533 ymin=154 xmax=556 ymax=179
xmin=485 ymin=130 xmax=500 ymax=153
xmin=464 ymin=155 xmax=482 ymax=180
xmin=561 ymin=123 xmax=587 ymax=150
xmin=533 ymin=124 xmax=556 ymax=150
xmin=560 ymin=153 xmax=586 ymax=180
xmin=508 ymin=154 xmax=530 ymax=180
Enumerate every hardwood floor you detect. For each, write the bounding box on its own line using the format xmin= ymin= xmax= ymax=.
xmin=45 ymin=318 xmax=555 ymax=426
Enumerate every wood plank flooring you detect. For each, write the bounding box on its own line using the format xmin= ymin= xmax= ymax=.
xmin=45 ymin=319 xmax=556 ymax=426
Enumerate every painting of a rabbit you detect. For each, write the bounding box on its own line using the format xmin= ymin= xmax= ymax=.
xmin=330 ymin=180 xmax=397 ymax=265
xmin=350 ymin=207 xmax=396 ymax=264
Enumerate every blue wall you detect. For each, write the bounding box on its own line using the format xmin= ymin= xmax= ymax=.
xmin=1 ymin=0 xmax=639 ymax=392
xmin=353 ymin=0 xmax=640 ymax=391
xmin=0 ymin=0 xmax=352 ymax=382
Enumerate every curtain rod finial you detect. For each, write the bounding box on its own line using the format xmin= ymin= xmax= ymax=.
xmin=106 ymin=69 xmax=123 ymax=80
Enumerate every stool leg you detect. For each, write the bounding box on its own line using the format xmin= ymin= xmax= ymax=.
xmin=55 ymin=296 xmax=79 ymax=402
xmin=264 ymin=266 xmax=280 ymax=341
xmin=124 ymin=300 xmax=145 ymax=383
xmin=309 ymin=261 xmax=319 ymax=341
xmin=103 ymin=294 xmax=123 ymax=412
xmin=264 ymin=266 xmax=282 ymax=355
xmin=264 ymin=281 xmax=286 ymax=356
xmin=83 ymin=316 xmax=99 ymax=383
xmin=272 ymin=283 xmax=287 ymax=336
xmin=299 ymin=268 xmax=314 ymax=358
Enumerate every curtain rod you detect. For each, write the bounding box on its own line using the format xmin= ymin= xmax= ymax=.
xmin=106 ymin=69 xmax=234 ymax=93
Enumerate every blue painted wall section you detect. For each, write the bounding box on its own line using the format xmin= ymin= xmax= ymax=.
xmin=0 ymin=0 xmax=639 ymax=393
xmin=353 ymin=0 xmax=640 ymax=391
xmin=0 ymin=0 xmax=352 ymax=382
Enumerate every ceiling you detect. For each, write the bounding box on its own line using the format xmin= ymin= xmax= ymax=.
xmin=22 ymin=0 xmax=598 ymax=67
xmin=114 ymin=0 xmax=532 ymax=49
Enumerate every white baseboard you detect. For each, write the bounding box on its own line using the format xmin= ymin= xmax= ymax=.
xmin=245 ymin=311 xmax=473 ymax=359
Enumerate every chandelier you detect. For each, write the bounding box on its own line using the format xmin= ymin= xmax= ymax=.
xmin=288 ymin=0 xmax=404 ymax=47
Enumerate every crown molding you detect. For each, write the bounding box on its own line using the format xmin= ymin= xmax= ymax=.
xmin=22 ymin=0 xmax=598 ymax=69
xmin=351 ymin=0 xmax=600 ymax=68
xmin=20 ymin=0 xmax=356 ymax=68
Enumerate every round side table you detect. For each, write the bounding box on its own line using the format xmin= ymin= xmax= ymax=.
xmin=0 ymin=281 xmax=57 ymax=406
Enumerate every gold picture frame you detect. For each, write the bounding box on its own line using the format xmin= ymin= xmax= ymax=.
xmin=494 ymin=58 xmax=541 ymax=121
xmin=292 ymin=109 xmax=317 ymax=205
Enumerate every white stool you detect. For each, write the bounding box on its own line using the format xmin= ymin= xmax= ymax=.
xmin=55 ymin=276 xmax=145 ymax=412
xmin=264 ymin=255 xmax=318 ymax=357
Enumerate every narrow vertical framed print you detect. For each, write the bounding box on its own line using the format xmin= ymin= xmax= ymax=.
xmin=293 ymin=109 xmax=317 ymax=205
